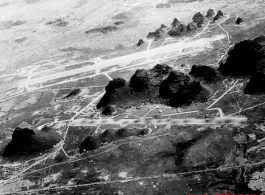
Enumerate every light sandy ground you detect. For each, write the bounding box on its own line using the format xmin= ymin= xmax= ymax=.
xmin=0 ymin=0 xmax=264 ymax=77
xmin=28 ymin=34 xmax=225 ymax=87
xmin=0 ymin=0 xmax=263 ymax=100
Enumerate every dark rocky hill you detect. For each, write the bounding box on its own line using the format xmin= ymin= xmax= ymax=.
xmin=244 ymin=70 xmax=265 ymax=94
xmin=2 ymin=127 xmax=61 ymax=157
xmin=218 ymin=39 xmax=265 ymax=77
xmin=168 ymin=24 xmax=187 ymax=37
xmin=136 ymin=39 xmax=144 ymax=46
xmin=146 ymin=24 xmax=167 ymax=40
xmin=189 ymin=65 xmax=218 ymax=82
xmin=236 ymin=17 xmax=244 ymax=24
xmin=213 ymin=10 xmax=224 ymax=21
xmin=187 ymin=22 xmax=197 ymax=31
xmin=171 ymin=18 xmax=180 ymax=27
xmin=97 ymin=64 xmax=209 ymax=110
xmin=206 ymin=9 xmax=215 ymax=18
xmin=192 ymin=12 xmax=204 ymax=27
xmin=79 ymin=128 xmax=149 ymax=153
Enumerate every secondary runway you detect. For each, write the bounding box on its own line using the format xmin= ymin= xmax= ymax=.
xmin=70 ymin=116 xmax=247 ymax=127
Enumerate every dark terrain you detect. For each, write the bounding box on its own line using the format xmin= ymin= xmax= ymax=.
xmin=213 ymin=10 xmax=224 ymax=21
xmin=218 ymin=37 xmax=265 ymax=77
xmin=189 ymin=64 xmax=218 ymax=82
xmin=79 ymin=127 xmax=149 ymax=153
xmin=2 ymin=127 xmax=61 ymax=158
xmin=97 ymin=64 xmax=209 ymax=111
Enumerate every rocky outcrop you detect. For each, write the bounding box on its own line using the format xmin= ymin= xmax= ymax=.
xmin=129 ymin=64 xmax=172 ymax=91
xmin=235 ymin=17 xmax=244 ymax=25
xmin=46 ymin=18 xmax=68 ymax=27
xmin=79 ymin=136 xmax=101 ymax=152
xmin=136 ymin=39 xmax=144 ymax=46
xmin=206 ymin=9 xmax=215 ymax=18
xmin=244 ymin=70 xmax=265 ymax=94
xmin=147 ymin=25 xmax=167 ymax=40
xmin=171 ymin=18 xmax=180 ymax=27
xmin=213 ymin=10 xmax=224 ymax=21
xmin=187 ymin=22 xmax=197 ymax=31
xmin=130 ymin=69 xmax=149 ymax=92
xmin=160 ymin=71 xmax=208 ymax=107
xmin=105 ymin=78 xmax=126 ymax=95
xmin=100 ymin=129 xmax=116 ymax=143
xmin=63 ymin=89 xmax=81 ymax=99
xmin=146 ymin=13 xmax=206 ymax=39
xmin=218 ymin=39 xmax=265 ymax=77
xmin=160 ymin=24 xmax=167 ymax=28
xmin=97 ymin=78 xmax=126 ymax=109
xmin=168 ymin=24 xmax=187 ymax=37
xmin=102 ymin=105 xmax=116 ymax=115
xmin=97 ymin=64 xmax=208 ymax=109
xmin=79 ymin=128 xmax=149 ymax=153
xmin=97 ymin=64 xmax=172 ymax=109
xmin=160 ymin=71 xmax=191 ymax=98
xmin=169 ymin=82 xmax=207 ymax=108
xmin=148 ymin=63 xmax=172 ymax=86
xmin=189 ymin=65 xmax=217 ymax=82
xmin=192 ymin=12 xmax=204 ymax=27
xmin=151 ymin=63 xmax=172 ymax=75
xmin=2 ymin=127 xmax=61 ymax=157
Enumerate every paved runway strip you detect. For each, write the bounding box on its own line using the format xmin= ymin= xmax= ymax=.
xmin=70 ymin=117 xmax=247 ymax=126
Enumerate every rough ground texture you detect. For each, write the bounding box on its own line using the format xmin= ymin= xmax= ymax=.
xmin=130 ymin=69 xmax=149 ymax=92
xmin=168 ymin=24 xmax=187 ymax=37
xmin=206 ymin=9 xmax=215 ymax=18
xmin=187 ymin=22 xmax=197 ymax=31
xmin=105 ymin=78 xmax=126 ymax=95
xmin=79 ymin=128 xmax=149 ymax=153
xmin=244 ymin=70 xmax=265 ymax=94
xmin=2 ymin=127 xmax=61 ymax=157
xmin=63 ymin=89 xmax=81 ymax=99
xmin=102 ymin=105 xmax=116 ymax=115
xmin=97 ymin=64 xmax=208 ymax=109
xmin=156 ymin=3 xmax=171 ymax=8
xmin=160 ymin=71 xmax=208 ymax=107
xmin=97 ymin=64 xmax=173 ymax=108
xmin=171 ymin=18 xmax=180 ymax=27
xmin=192 ymin=12 xmax=204 ymax=27
xmin=136 ymin=39 xmax=144 ymax=46
xmin=189 ymin=64 xmax=218 ymax=82
xmin=46 ymin=18 xmax=68 ymax=27
xmin=146 ymin=25 xmax=167 ymax=40
xmin=236 ymin=17 xmax=244 ymax=24
xmin=85 ymin=26 xmax=118 ymax=34
xmin=213 ymin=10 xmax=224 ymax=21
xmin=2 ymin=1 xmax=265 ymax=194
xmin=218 ymin=39 xmax=265 ymax=76
xmin=97 ymin=78 xmax=126 ymax=109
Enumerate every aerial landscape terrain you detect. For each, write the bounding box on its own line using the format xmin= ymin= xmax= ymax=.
xmin=1 ymin=0 xmax=265 ymax=194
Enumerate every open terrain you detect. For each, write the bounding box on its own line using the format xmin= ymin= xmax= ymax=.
xmin=1 ymin=0 xmax=265 ymax=194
